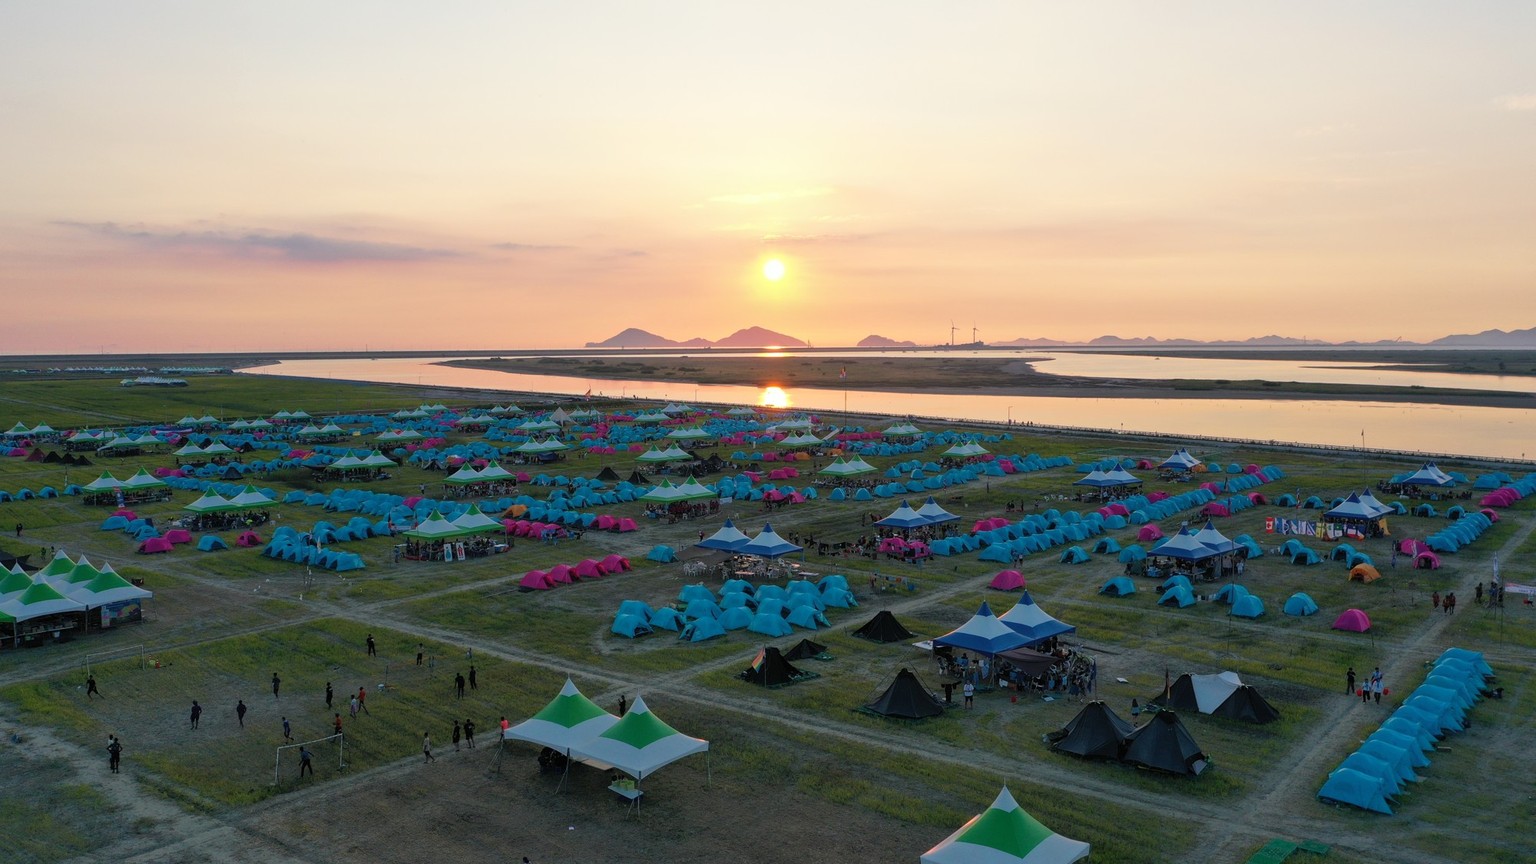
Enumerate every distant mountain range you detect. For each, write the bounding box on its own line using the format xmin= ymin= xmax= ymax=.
xmin=587 ymin=325 xmax=1536 ymax=349
xmin=585 ymin=326 xmax=808 ymax=349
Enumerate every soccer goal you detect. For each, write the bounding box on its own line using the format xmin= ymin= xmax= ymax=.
xmin=274 ymin=733 xmax=345 ymax=785
xmin=83 ymin=643 xmax=145 ymax=677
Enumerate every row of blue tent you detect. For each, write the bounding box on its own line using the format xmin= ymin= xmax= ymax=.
xmin=612 ymin=575 xmax=857 ymax=641
xmin=273 ymin=485 xmax=608 ymax=530
xmin=1318 ymin=648 xmax=1493 ymax=814
xmin=261 ymin=526 xmax=366 ymax=571
xmin=99 ymin=515 xmax=165 ymax=542
xmin=0 ymin=486 xmax=62 ymax=501
xmin=1423 ymin=510 xmax=1494 ymax=553
xmin=971 ymin=489 xmax=1224 ymax=564
xmin=1325 ymin=543 xmax=1377 ymax=569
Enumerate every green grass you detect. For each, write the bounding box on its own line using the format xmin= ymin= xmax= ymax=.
xmin=0 ymin=619 xmax=569 ymax=810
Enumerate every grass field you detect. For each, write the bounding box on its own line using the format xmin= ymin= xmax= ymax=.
xmin=2 ymin=372 xmax=1534 ymax=864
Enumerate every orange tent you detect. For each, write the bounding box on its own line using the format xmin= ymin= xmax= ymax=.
xmin=1348 ymin=563 xmax=1382 ymax=583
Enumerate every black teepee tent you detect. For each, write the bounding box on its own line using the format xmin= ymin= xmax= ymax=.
xmin=596 ymin=466 xmax=621 ymax=482
xmin=1045 ymin=701 xmax=1134 ymax=760
xmin=783 ymin=638 xmax=829 ymax=661
xmin=863 ymin=668 xmax=945 ymax=719
xmin=739 ymin=646 xmax=815 ymax=688
xmin=1121 ymin=711 xmax=1209 ymax=776
xmin=853 ymin=610 xmax=914 ymax=644
xmin=1212 ymin=685 xmax=1280 ymax=724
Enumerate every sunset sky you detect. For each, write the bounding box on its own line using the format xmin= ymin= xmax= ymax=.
xmin=3 ymin=3 xmax=1534 ymax=353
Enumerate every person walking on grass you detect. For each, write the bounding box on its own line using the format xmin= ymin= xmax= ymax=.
xmin=299 ymin=745 xmax=313 ymax=778
xmin=464 ymin=719 xmax=476 ymax=749
xmin=236 ymin=699 xmax=247 ymax=728
xmin=282 ymin=716 xmax=293 ymax=742
xmin=452 ymin=720 xmax=462 ymax=751
xmin=272 ymin=672 xmax=281 ymax=700
xmin=1346 ymin=666 xmax=1356 ymax=696
xmin=349 ymin=694 xmax=359 ymax=719
xmin=422 ymin=732 xmax=437 ymax=763
xmin=1372 ymin=676 xmax=1384 ymax=705
xmin=357 ymin=686 xmax=369 ymax=715
xmin=366 ymin=633 xmax=377 ymax=657
xmin=325 ymin=682 xmax=333 ymax=710
xmin=468 ymin=665 xmax=477 ymax=691
xmin=189 ymin=700 xmax=202 ymax=729
xmin=107 ymin=735 xmax=122 ymax=774
xmin=455 ymin=672 xmax=466 ymax=700
xmin=87 ymin=675 xmax=100 ymax=699
xmin=1432 ymin=590 xmax=1441 ymax=612
xmin=333 ymin=713 xmax=343 ymax=736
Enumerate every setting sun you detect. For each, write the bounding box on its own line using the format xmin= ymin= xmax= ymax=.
xmin=759 ymin=386 xmax=790 ymax=409
xmin=762 ymin=258 xmax=786 ymax=281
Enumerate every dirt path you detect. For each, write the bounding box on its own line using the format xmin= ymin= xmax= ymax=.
xmin=1187 ymin=517 xmax=1536 ymax=863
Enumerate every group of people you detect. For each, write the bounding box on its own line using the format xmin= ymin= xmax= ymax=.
xmin=1347 ymin=665 xmax=1386 ymax=704
xmin=1431 ymin=590 xmax=1458 ymax=614
xmin=100 ymin=633 xmax=494 ymax=781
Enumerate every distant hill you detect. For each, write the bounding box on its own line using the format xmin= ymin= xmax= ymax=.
xmin=585 ymin=326 xmax=806 ymax=349
xmin=858 ymin=334 xmax=917 ymax=348
xmin=711 ymin=326 xmax=807 ymax=348
xmin=1430 ymin=326 xmax=1536 ymax=347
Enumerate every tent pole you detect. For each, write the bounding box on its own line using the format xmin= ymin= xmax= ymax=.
xmin=707 ymin=752 xmax=712 ymax=787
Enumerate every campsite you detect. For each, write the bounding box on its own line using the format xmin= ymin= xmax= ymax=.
xmin=1 ymin=373 xmax=1534 ymax=864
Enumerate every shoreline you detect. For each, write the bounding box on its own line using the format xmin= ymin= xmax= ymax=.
xmin=441 ymin=357 xmax=1536 ymax=411
xmin=238 ymin=370 xmax=1535 ymax=469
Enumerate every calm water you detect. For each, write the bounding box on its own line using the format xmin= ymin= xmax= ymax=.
xmin=244 ymin=357 xmax=1536 ymax=462
xmin=528 ymin=348 xmax=1536 ymax=395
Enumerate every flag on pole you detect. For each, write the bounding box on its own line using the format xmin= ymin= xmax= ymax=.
xmin=582 ymin=388 xmax=592 ymax=399
xmin=838 ymin=367 xmax=847 ymax=380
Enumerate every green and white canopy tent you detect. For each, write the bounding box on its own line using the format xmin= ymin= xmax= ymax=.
xmin=184 ymin=491 xmax=236 ymax=513
xmin=568 ymin=695 xmax=709 ymax=782
xmin=920 ymin=787 xmax=1089 ymax=864
xmin=1 ymin=566 xmax=35 ymax=601
xmin=477 ymin=461 xmax=515 ymax=481
xmin=326 ymin=455 xmax=368 ymax=471
xmin=884 ymin=422 xmax=924 ymax=438
xmin=449 ymin=505 xmax=502 ymax=534
xmin=360 ymin=450 xmax=397 ymax=468
xmin=665 ymin=427 xmax=712 ymax=442
xmin=516 ymin=418 xmax=560 ymax=434
xmin=401 ymin=512 xmax=469 ymax=540
xmin=443 ymin=465 xmax=484 ymax=484
xmin=942 ymin=442 xmax=991 ymax=459
xmin=174 ymin=442 xmax=206 ymax=457
xmin=202 ymin=441 xmax=237 ymax=456
xmin=228 ymin=485 xmax=277 ymax=509
xmin=640 ymin=480 xmax=716 ymax=503
xmin=0 ymin=580 xmax=88 ymax=623
xmin=81 ymin=472 xmax=124 ymax=492
xmin=820 ymin=456 xmax=876 ymax=477
xmin=35 ymin=551 xmax=77 ymax=582
xmin=637 ymin=445 xmax=692 ymax=464
xmin=121 ymin=468 xmax=169 ymax=490
xmin=503 ymin=678 xmax=618 ymax=752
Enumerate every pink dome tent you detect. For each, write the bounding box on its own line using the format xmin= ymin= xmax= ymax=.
xmin=988 ymin=570 xmax=1026 ymax=591
xmin=519 ymin=570 xmax=554 ymax=590
xmin=1331 ymin=608 xmax=1372 ymax=632
xmin=1137 ymin=524 xmax=1164 ymax=542
xmin=1414 ymin=551 xmax=1442 ymax=570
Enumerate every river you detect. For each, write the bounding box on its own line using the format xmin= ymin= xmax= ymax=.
xmin=242 ymin=357 xmax=1536 ymax=462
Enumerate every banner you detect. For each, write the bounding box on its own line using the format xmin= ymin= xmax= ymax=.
xmin=1265 ymin=516 xmax=1317 ymax=536
xmin=1504 ymin=582 xmax=1536 ymax=596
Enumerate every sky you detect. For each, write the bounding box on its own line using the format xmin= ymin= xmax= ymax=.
xmin=3 ymin=2 xmax=1535 ymax=353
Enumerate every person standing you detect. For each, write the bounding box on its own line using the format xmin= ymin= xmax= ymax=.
xmin=349 ymin=694 xmax=359 ymax=719
xmin=189 ymin=700 xmax=202 ymax=729
xmin=282 ymin=716 xmax=293 ymax=742
xmin=464 ymin=718 xmax=476 ymax=749
xmin=86 ymin=675 xmax=100 ymax=699
xmin=468 ymin=665 xmax=477 ymax=691
xmin=416 ymin=644 xmax=424 ymax=666
xmin=236 ymin=699 xmax=248 ymax=728
xmin=107 ymin=735 xmax=122 ymax=774
xmin=618 ymin=694 xmax=627 ymax=717
xmin=963 ymin=681 xmax=975 ymax=709
xmin=357 ymin=686 xmax=369 ymax=716
xmin=1346 ymin=666 xmax=1356 ymax=696
xmin=333 ymin=713 xmax=343 ymax=736
xmin=452 ymin=720 xmax=462 ymax=751
xmin=1360 ymin=678 xmax=1371 ymax=703
xmin=422 ymin=732 xmax=437 ymax=763
xmin=272 ymin=672 xmax=281 ymax=700
xmin=499 ymin=716 xmax=510 ymax=735
xmin=325 ymin=682 xmax=333 ymax=710
xmin=1372 ymin=676 xmax=1384 ymax=705
xmin=455 ymin=672 xmax=466 ymax=700
xmin=298 ymin=745 xmax=313 ymax=778
xmin=1431 ymin=590 xmax=1441 ymax=612
xmin=366 ymin=633 xmax=377 ymax=657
